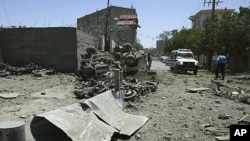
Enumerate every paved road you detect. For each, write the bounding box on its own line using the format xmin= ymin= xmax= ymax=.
xmin=151 ymin=60 xmax=170 ymax=71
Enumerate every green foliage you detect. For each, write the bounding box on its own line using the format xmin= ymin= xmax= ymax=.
xmin=157 ymin=31 xmax=171 ymax=40
xmin=203 ymin=16 xmax=221 ymax=55
xmin=159 ymin=7 xmax=250 ymax=70
xmin=163 ymin=7 xmax=250 ymax=57
xmin=144 ymin=48 xmax=157 ymax=55
xmin=164 ymin=28 xmax=204 ymax=54
xmin=218 ymin=7 xmax=250 ymax=55
xmin=133 ymin=39 xmax=143 ymax=51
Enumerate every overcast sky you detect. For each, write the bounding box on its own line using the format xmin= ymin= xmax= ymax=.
xmin=1 ymin=0 xmax=249 ymax=48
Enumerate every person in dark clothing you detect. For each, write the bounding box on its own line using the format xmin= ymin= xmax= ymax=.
xmin=215 ymin=53 xmax=227 ymax=80
xmin=147 ymin=53 xmax=152 ymax=70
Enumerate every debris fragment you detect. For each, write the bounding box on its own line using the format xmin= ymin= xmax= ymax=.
xmin=0 ymin=93 xmax=19 ymax=99
xmin=186 ymin=87 xmax=210 ymax=93
xmin=215 ymin=135 xmax=229 ymax=141
xmin=211 ymin=80 xmax=250 ymax=104
xmin=218 ymin=113 xmax=231 ymax=120
xmin=238 ymin=114 xmax=250 ymax=125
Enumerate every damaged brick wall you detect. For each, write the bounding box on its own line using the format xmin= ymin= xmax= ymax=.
xmin=0 ymin=27 xmax=80 ymax=72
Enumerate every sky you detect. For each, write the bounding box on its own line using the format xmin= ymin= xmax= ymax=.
xmin=1 ymin=0 xmax=249 ymax=48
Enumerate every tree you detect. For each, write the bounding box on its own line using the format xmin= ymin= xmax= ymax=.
xmin=144 ymin=47 xmax=157 ymax=55
xmin=157 ymin=31 xmax=171 ymax=40
xmin=218 ymin=7 xmax=250 ymax=71
xmin=164 ymin=28 xmax=204 ymax=54
xmin=133 ymin=38 xmax=143 ymax=51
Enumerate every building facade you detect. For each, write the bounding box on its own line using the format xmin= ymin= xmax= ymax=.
xmin=77 ymin=6 xmax=139 ymax=46
xmin=156 ymin=40 xmax=165 ymax=56
xmin=189 ymin=9 xmax=234 ymax=29
xmin=189 ymin=9 xmax=235 ymax=68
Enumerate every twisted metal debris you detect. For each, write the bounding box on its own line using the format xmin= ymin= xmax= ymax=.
xmin=75 ymin=44 xmax=157 ymax=100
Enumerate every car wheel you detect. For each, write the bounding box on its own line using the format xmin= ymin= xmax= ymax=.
xmin=193 ymin=69 xmax=198 ymax=75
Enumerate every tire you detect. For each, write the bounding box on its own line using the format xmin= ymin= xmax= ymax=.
xmin=193 ymin=69 xmax=198 ymax=75
xmin=170 ymin=67 xmax=174 ymax=71
xmin=124 ymin=89 xmax=137 ymax=101
xmin=82 ymin=66 xmax=95 ymax=76
xmin=86 ymin=47 xmax=96 ymax=55
xmin=174 ymin=66 xmax=179 ymax=74
xmin=125 ymin=55 xmax=136 ymax=67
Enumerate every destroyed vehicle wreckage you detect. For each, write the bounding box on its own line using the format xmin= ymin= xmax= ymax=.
xmin=78 ymin=43 xmax=150 ymax=80
xmin=75 ymin=44 xmax=157 ymax=100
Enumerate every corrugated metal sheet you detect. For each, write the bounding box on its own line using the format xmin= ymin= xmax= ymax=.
xmin=84 ymin=90 xmax=148 ymax=136
xmin=30 ymin=90 xmax=148 ymax=140
xmin=30 ymin=103 xmax=117 ymax=141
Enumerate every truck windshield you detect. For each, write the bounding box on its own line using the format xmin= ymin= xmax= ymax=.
xmin=177 ymin=53 xmax=194 ymax=59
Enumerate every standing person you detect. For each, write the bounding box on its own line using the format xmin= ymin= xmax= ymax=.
xmin=147 ymin=53 xmax=152 ymax=70
xmin=215 ymin=53 xmax=227 ymax=80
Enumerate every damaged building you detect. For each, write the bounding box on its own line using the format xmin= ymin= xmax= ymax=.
xmin=0 ymin=6 xmax=141 ymax=73
xmin=77 ymin=6 xmax=140 ymax=49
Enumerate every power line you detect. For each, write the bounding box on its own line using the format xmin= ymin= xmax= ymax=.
xmin=178 ymin=1 xmax=204 ymax=29
xmin=1 ymin=0 xmax=10 ymax=26
xmin=204 ymin=0 xmax=223 ymax=18
xmin=204 ymin=0 xmax=223 ymax=7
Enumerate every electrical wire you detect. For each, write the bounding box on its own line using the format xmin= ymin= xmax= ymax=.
xmin=177 ymin=0 xmax=204 ymax=29
xmin=1 ymin=0 xmax=10 ymax=26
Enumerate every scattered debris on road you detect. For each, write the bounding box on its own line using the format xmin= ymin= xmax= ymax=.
xmin=211 ymin=79 xmax=250 ymax=104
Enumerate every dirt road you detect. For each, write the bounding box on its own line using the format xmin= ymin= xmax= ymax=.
xmin=0 ymin=60 xmax=249 ymax=141
xmin=127 ymin=61 xmax=250 ymax=141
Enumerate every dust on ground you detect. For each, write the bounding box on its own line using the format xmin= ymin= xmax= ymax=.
xmin=0 ymin=61 xmax=250 ymax=141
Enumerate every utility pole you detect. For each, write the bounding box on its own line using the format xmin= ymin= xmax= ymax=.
xmin=104 ymin=0 xmax=110 ymax=51
xmin=203 ymin=0 xmax=223 ymax=19
xmin=203 ymin=0 xmax=223 ymax=69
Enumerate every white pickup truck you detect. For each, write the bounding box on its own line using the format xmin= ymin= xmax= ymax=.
xmin=165 ymin=49 xmax=199 ymax=75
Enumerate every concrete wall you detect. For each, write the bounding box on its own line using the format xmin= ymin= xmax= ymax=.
xmin=0 ymin=28 xmax=2 ymax=62
xmin=0 ymin=48 xmax=2 ymax=62
xmin=1 ymin=27 xmax=78 ymax=72
xmin=0 ymin=27 xmax=99 ymax=72
xmin=76 ymin=30 xmax=99 ymax=69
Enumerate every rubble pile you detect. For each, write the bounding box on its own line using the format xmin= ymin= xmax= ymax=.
xmin=0 ymin=43 xmax=157 ymax=101
xmin=74 ymin=73 xmax=158 ymax=100
xmin=0 ymin=62 xmax=57 ymax=77
xmin=211 ymin=78 xmax=250 ymax=104
xmin=75 ymin=44 xmax=157 ymax=100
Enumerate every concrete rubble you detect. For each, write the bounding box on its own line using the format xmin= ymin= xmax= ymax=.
xmin=211 ymin=79 xmax=250 ymax=104
xmin=0 ymin=62 xmax=56 ymax=77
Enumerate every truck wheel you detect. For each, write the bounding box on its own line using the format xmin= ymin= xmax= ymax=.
xmin=170 ymin=67 xmax=174 ymax=71
xmin=193 ymin=69 xmax=198 ymax=75
xmin=125 ymin=55 xmax=136 ymax=67
xmin=174 ymin=66 xmax=179 ymax=74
